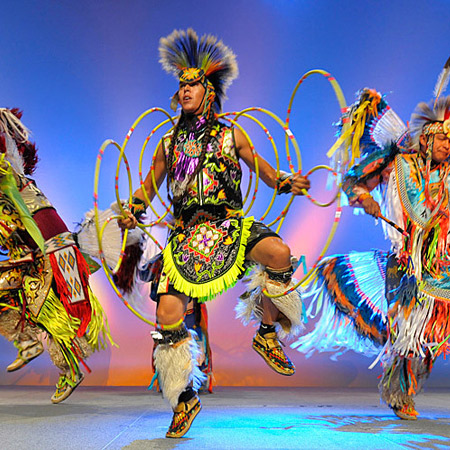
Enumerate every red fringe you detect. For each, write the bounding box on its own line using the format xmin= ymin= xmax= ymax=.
xmin=0 ymin=108 xmax=39 ymax=175
xmin=424 ymin=298 xmax=450 ymax=358
xmin=17 ymin=141 xmax=39 ymax=175
xmin=199 ymin=302 xmax=213 ymax=392
xmin=113 ymin=242 xmax=143 ymax=293
xmin=49 ymin=248 xmax=92 ymax=337
xmin=407 ymin=358 xmax=418 ymax=395
xmin=72 ymin=341 xmax=92 ymax=374
xmin=75 ymin=247 xmax=91 ymax=297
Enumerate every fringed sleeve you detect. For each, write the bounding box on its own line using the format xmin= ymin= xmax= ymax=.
xmin=343 ymin=143 xmax=400 ymax=206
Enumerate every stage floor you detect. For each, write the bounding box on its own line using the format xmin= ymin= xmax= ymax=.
xmin=0 ymin=386 xmax=449 ymax=449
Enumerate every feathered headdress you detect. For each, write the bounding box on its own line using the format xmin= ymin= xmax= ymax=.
xmin=409 ymin=57 xmax=450 ymax=151
xmin=159 ymin=28 xmax=238 ymax=112
xmin=0 ymin=109 xmax=44 ymax=253
xmin=328 ymin=88 xmax=408 ymax=170
xmin=0 ymin=108 xmax=38 ymax=175
xmin=410 ymin=97 xmax=450 ymax=150
xmin=0 ymin=108 xmax=30 ymax=143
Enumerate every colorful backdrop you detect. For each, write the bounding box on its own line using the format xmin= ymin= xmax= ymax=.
xmin=1 ymin=0 xmax=449 ymax=388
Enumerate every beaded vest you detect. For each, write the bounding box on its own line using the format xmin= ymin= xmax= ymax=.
xmin=163 ymin=120 xmax=243 ymax=228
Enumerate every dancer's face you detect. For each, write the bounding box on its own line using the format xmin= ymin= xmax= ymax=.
xmin=420 ymin=133 xmax=450 ymax=163
xmin=179 ymin=81 xmax=206 ymax=115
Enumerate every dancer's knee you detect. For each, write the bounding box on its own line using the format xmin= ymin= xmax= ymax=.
xmin=157 ymin=294 xmax=188 ymax=325
xmin=250 ymin=237 xmax=292 ymax=268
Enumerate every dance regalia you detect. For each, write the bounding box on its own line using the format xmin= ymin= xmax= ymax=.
xmin=157 ymin=118 xmax=254 ymax=301
xmin=150 ymin=298 xmax=213 ymax=393
xmin=0 ymin=163 xmax=111 ymax=387
xmin=292 ymin=90 xmax=450 ymax=410
xmin=145 ymin=29 xmax=303 ymax=437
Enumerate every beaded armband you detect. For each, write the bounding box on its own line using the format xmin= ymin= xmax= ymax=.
xmin=276 ymin=172 xmax=294 ymax=195
xmin=129 ymin=196 xmax=147 ymax=220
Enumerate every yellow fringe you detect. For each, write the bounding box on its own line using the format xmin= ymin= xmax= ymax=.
xmin=85 ymin=286 xmax=117 ymax=350
xmin=326 ymin=99 xmax=373 ymax=165
xmin=37 ymin=288 xmax=80 ymax=347
xmin=163 ymin=216 xmax=255 ymax=302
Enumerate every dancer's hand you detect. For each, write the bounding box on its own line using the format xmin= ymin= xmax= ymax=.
xmin=291 ymin=174 xmax=311 ymax=195
xmin=361 ymin=197 xmax=381 ymax=217
xmin=118 ymin=211 xmax=138 ymax=229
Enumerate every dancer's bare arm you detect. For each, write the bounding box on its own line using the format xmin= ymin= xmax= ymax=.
xmin=118 ymin=142 xmax=167 ymax=228
xmin=234 ymin=128 xmax=310 ymax=195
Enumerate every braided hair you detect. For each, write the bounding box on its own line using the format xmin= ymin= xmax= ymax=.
xmin=165 ymin=113 xmax=183 ymax=202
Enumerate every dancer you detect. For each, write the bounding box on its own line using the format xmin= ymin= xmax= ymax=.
xmin=119 ymin=29 xmax=309 ymax=437
xmin=293 ymin=76 xmax=450 ymax=420
xmin=0 ymin=107 xmax=112 ymax=403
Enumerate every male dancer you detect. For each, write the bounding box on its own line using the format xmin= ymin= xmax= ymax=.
xmin=0 ymin=107 xmax=112 ymax=403
xmin=293 ymin=82 xmax=450 ymax=419
xmin=120 ymin=29 xmax=310 ymax=437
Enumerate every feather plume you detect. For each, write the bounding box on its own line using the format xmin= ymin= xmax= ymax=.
xmin=410 ymin=96 xmax=450 ymax=150
xmin=0 ymin=108 xmax=30 ymax=143
xmin=434 ymin=56 xmax=450 ymax=101
xmin=159 ymin=28 xmax=238 ymax=110
xmin=0 ymin=109 xmax=38 ymax=174
xmin=159 ymin=29 xmax=199 ymax=76
xmin=197 ymin=33 xmax=238 ymax=108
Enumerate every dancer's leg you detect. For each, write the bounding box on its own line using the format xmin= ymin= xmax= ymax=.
xmin=154 ymin=293 xmax=204 ymax=438
xmin=244 ymin=236 xmax=303 ymax=376
xmin=380 ymin=352 xmax=433 ymax=420
xmin=0 ymin=308 xmax=44 ymax=372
